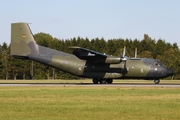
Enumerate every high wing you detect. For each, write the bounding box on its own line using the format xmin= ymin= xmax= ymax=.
xmin=69 ymin=46 xmax=121 ymax=64
xmin=69 ymin=46 xmax=107 ymax=63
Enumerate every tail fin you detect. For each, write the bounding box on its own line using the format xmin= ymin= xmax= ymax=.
xmin=11 ymin=22 xmax=39 ymax=56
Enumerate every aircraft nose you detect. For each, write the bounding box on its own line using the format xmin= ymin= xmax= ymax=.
xmin=166 ymin=68 xmax=174 ymax=76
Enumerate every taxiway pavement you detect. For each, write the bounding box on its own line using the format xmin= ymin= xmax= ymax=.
xmin=0 ymin=83 xmax=180 ymax=87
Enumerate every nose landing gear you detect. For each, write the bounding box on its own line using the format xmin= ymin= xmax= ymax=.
xmin=154 ymin=79 xmax=160 ymax=84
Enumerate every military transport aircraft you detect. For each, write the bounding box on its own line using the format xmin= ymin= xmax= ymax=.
xmin=10 ymin=22 xmax=173 ymax=84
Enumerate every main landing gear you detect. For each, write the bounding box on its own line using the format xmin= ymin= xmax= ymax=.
xmin=154 ymin=79 xmax=160 ymax=84
xmin=92 ymin=78 xmax=113 ymax=84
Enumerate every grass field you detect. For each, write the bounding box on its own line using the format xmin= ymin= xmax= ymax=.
xmin=0 ymin=85 xmax=180 ymax=120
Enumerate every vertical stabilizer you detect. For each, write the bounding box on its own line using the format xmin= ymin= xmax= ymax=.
xmin=11 ymin=22 xmax=39 ymax=56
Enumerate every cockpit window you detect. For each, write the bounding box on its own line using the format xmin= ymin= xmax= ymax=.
xmin=155 ymin=62 xmax=160 ymax=66
xmin=155 ymin=61 xmax=164 ymax=66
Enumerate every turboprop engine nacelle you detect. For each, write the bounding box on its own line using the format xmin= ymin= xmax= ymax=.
xmin=105 ymin=56 xmax=121 ymax=64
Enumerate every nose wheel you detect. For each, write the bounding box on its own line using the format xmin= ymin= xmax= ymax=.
xmin=154 ymin=79 xmax=160 ymax=84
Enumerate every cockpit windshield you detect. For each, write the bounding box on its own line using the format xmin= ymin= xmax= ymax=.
xmin=155 ymin=62 xmax=161 ymax=66
xmin=155 ymin=60 xmax=164 ymax=67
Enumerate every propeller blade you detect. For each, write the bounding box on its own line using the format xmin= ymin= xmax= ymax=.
xmin=120 ymin=46 xmax=127 ymax=61
xmin=123 ymin=46 xmax=126 ymax=57
xmin=135 ymin=48 xmax=137 ymax=58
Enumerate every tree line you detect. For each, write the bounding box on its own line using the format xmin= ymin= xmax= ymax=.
xmin=0 ymin=33 xmax=180 ymax=80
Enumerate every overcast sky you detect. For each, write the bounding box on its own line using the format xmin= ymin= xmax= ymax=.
xmin=1 ymin=0 xmax=180 ymax=47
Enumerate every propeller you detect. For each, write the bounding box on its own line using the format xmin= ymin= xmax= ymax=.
xmin=120 ymin=46 xmax=128 ymax=75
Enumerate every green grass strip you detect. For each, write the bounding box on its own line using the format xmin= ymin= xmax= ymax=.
xmin=0 ymin=87 xmax=179 ymax=120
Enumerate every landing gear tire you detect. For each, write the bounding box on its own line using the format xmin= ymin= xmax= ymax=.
xmin=92 ymin=78 xmax=98 ymax=84
xmin=100 ymin=79 xmax=107 ymax=84
xmin=154 ymin=79 xmax=160 ymax=84
xmin=92 ymin=78 xmax=113 ymax=84
xmin=107 ymin=79 xmax=113 ymax=84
